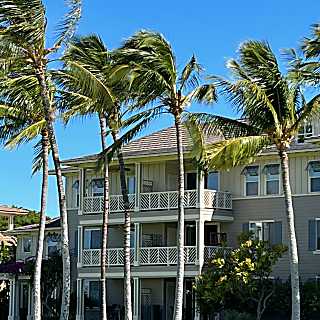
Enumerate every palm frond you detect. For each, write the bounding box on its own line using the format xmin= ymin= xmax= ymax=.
xmin=32 ymin=138 xmax=51 ymax=175
xmin=178 ymin=55 xmax=203 ymax=91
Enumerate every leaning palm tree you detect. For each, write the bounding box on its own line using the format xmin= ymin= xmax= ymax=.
xmin=187 ymin=40 xmax=320 ymax=320
xmin=57 ymin=35 xmax=156 ymax=320
xmin=0 ymin=81 xmax=49 ymax=320
xmin=0 ymin=1 xmax=82 ymax=319
xmin=114 ymin=31 xmax=217 ymax=320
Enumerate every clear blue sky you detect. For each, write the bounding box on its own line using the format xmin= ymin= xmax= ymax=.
xmin=0 ymin=0 xmax=318 ymax=217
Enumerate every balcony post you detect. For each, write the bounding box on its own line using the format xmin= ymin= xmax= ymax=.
xmin=8 ymin=277 xmax=15 ymax=320
xmin=8 ymin=215 xmax=14 ymax=231
xmin=78 ymin=168 xmax=85 ymax=215
xmin=135 ymin=163 xmax=141 ymax=212
xmin=27 ymin=283 xmax=32 ymax=320
xmin=134 ymin=222 xmax=140 ymax=266
xmin=195 ymin=219 xmax=204 ymax=270
xmin=76 ymin=278 xmax=84 ymax=320
xmin=77 ymin=226 xmax=83 ymax=267
xmin=196 ymin=169 xmax=205 ymax=209
xmin=133 ymin=277 xmax=140 ymax=320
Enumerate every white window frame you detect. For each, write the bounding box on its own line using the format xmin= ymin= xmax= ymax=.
xmin=298 ymin=120 xmax=313 ymax=141
xmin=22 ymin=237 xmax=32 ymax=253
xmin=91 ymin=178 xmax=104 ymax=197
xmin=243 ymin=165 xmax=260 ymax=197
xmin=308 ymin=160 xmax=320 ymax=193
xmin=127 ymin=175 xmax=136 ymax=195
xmin=249 ymin=220 xmax=275 ymax=241
xmin=47 ymin=238 xmax=59 ymax=256
xmin=264 ymin=163 xmax=281 ymax=195
xmin=83 ymin=228 xmax=101 ymax=250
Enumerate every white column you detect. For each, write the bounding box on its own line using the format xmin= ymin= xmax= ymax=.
xmin=134 ymin=223 xmax=140 ymax=266
xmin=135 ymin=163 xmax=141 ymax=212
xmin=196 ymin=170 xmax=205 ymax=209
xmin=76 ymin=278 xmax=84 ymax=320
xmin=8 ymin=278 xmax=15 ymax=320
xmin=8 ymin=216 xmax=14 ymax=231
xmin=196 ymin=219 xmax=205 ymax=271
xmin=27 ymin=283 xmax=32 ymax=320
xmin=77 ymin=226 xmax=83 ymax=267
xmin=78 ymin=169 xmax=84 ymax=215
xmin=133 ymin=277 xmax=140 ymax=320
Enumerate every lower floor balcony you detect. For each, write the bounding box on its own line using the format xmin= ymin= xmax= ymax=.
xmin=81 ymin=246 xmax=232 ymax=267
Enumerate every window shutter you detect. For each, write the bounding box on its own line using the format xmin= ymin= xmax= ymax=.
xmin=309 ymin=220 xmax=316 ymax=251
xmin=269 ymin=221 xmax=282 ymax=246
xmin=242 ymin=223 xmax=249 ymax=233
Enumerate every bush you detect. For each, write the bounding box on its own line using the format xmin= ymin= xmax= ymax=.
xmin=224 ymin=310 xmax=255 ymax=320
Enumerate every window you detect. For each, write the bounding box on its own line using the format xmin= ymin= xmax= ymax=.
xmin=72 ymin=180 xmax=80 ymax=207
xmin=298 ymin=121 xmax=313 ymax=142
xmin=85 ymin=281 xmax=101 ymax=308
xmin=243 ymin=166 xmax=259 ymax=196
xmin=185 ymin=172 xmax=197 ymax=190
xmin=23 ymin=237 xmax=32 ymax=253
xmin=246 ymin=221 xmax=282 ymax=245
xmin=205 ymin=171 xmax=219 ymax=190
xmin=84 ymin=229 xmax=101 ymax=249
xmin=127 ymin=176 xmax=136 ymax=194
xmin=308 ymin=219 xmax=320 ymax=251
xmin=308 ymin=161 xmax=320 ymax=193
xmin=47 ymin=238 xmax=59 ymax=256
xmin=91 ymin=178 xmax=104 ymax=197
xmin=264 ymin=164 xmax=280 ymax=195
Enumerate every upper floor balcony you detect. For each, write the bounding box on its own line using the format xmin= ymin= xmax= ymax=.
xmin=82 ymin=189 xmax=232 ymax=215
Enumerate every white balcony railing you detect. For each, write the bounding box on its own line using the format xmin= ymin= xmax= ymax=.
xmin=203 ymin=190 xmax=232 ymax=210
xmin=83 ymin=194 xmax=135 ymax=214
xmin=82 ymin=246 xmax=231 ymax=266
xmin=139 ymin=246 xmax=197 ymax=265
xmin=82 ymin=248 xmax=134 ymax=266
xmin=82 ymin=189 xmax=231 ymax=214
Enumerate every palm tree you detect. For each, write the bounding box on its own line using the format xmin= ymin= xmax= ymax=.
xmin=57 ymin=35 xmax=155 ymax=320
xmin=187 ymin=40 xmax=320 ymax=320
xmin=114 ymin=31 xmax=217 ymax=320
xmin=0 ymin=82 xmax=49 ymax=320
xmin=0 ymin=1 xmax=82 ymax=319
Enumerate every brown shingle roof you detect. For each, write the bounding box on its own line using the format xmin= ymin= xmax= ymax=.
xmin=0 ymin=206 xmax=29 ymax=217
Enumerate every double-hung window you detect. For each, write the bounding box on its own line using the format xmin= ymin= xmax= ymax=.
xmin=85 ymin=281 xmax=101 ymax=308
xmin=264 ymin=164 xmax=280 ymax=195
xmin=243 ymin=166 xmax=259 ymax=196
xmin=127 ymin=176 xmax=136 ymax=194
xmin=84 ymin=228 xmax=101 ymax=249
xmin=72 ymin=180 xmax=80 ymax=207
xmin=245 ymin=220 xmax=282 ymax=245
xmin=308 ymin=161 xmax=320 ymax=193
xmin=47 ymin=238 xmax=59 ymax=256
xmin=298 ymin=121 xmax=313 ymax=142
xmin=23 ymin=237 xmax=32 ymax=253
xmin=308 ymin=219 xmax=320 ymax=251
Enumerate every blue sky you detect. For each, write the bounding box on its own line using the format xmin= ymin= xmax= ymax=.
xmin=0 ymin=0 xmax=319 ymax=216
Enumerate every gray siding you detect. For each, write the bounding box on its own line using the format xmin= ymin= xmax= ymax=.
xmin=224 ymin=196 xmax=320 ymax=280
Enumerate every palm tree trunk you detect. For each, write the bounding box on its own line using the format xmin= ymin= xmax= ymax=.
xmin=32 ymin=129 xmax=49 ymax=320
xmin=111 ymin=130 xmax=132 ymax=320
xmin=99 ymin=114 xmax=109 ymax=320
xmin=279 ymin=148 xmax=300 ymax=320
xmin=173 ymin=114 xmax=185 ymax=320
xmin=35 ymin=64 xmax=71 ymax=320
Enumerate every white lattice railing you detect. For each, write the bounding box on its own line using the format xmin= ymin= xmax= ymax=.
xmin=82 ymin=248 xmax=134 ymax=266
xmin=139 ymin=246 xmax=197 ymax=265
xmin=83 ymin=194 xmax=135 ymax=214
xmin=203 ymin=190 xmax=232 ymax=210
xmin=82 ymin=190 xmax=232 ymax=214
xmin=204 ymin=246 xmax=233 ymax=263
xmin=140 ymin=190 xmax=197 ymax=211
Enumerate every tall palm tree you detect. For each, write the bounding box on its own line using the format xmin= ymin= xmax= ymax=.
xmin=187 ymin=40 xmax=320 ymax=320
xmin=57 ymin=35 xmax=156 ymax=320
xmin=0 ymin=82 xmax=49 ymax=320
xmin=0 ymin=1 xmax=82 ymax=319
xmin=114 ymin=31 xmax=217 ymax=320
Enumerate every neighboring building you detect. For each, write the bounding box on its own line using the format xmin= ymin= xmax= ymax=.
xmin=0 ymin=217 xmax=61 ymax=320
xmin=58 ymin=119 xmax=320 ymax=320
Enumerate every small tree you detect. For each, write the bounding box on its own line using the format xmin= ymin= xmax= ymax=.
xmin=194 ymin=232 xmax=287 ymax=320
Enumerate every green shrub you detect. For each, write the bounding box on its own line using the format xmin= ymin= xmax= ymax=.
xmin=224 ymin=310 xmax=255 ymax=320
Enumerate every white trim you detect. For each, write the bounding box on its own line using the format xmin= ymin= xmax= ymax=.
xmin=264 ymin=163 xmax=281 ymax=196
xmin=312 ymin=251 xmax=320 ymax=255
xmin=307 ymin=159 xmax=320 ymax=193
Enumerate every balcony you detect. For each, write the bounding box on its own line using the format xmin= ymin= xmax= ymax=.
xmin=81 ymin=246 xmax=232 ymax=267
xmin=82 ymin=189 xmax=232 ymax=215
